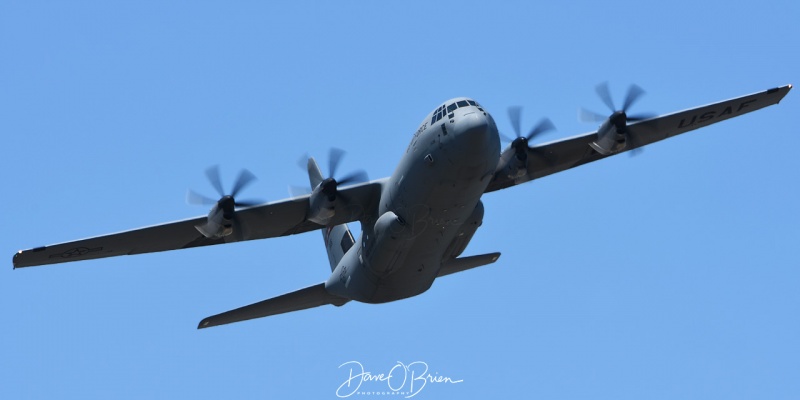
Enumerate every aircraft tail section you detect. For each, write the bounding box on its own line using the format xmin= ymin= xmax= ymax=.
xmin=306 ymin=156 xmax=356 ymax=272
xmin=323 ymin=224 xmax=356 ymax=272
xmin=307 ymin=156 xmax=324 ymax=189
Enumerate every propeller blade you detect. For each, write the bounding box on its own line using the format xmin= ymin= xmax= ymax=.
xmin=187 ymin=190 xmax=217 ymax=206
xmin=296 ymin=153 xmax=309 ymax=171
xmin=595 ymin=82 xmax=615 ymax=112
xmin=626 ymin=132 xmax=645 ymax=157
xmin=622 ymin=84 xmax=645 ymax=112
xmin=289 ymin=185 xmax=311 ymax=197
xmin=234 ymin=199 xmax=262 ymax=208
xmin=205 ymin=165 xmax=225 ymax=197
xmin=499 ymin=132 xmax=516 ymax=143
xmin=626 ymin=112 xmax=657 ymax=122
xmin=328 ymin=148 xmax=345 ymax=179
xmin=192 ymin=166 xmax=260 ymax=211
xmin=526 ymin=118 xmax=556 ymax=141
xmin=231 ymin=169 xmax=256 ymax=198
xmin=579 ymin=108 xmax=607 ymax=123
xmin=295 ymin=148 xmax=369 ymax=199
xmin=337 ymin=170 xmax=369 ymax=186
xmin=507 ymin=106 xmax=522 ymax=137
xmin=505 ymin=106 xmax=555 ymax=147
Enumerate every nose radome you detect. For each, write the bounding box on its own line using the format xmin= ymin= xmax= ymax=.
xmin=447 ymin=110 xmax=499 ymax=178
xmin=456 ymin=112 xmax=491 ymax=146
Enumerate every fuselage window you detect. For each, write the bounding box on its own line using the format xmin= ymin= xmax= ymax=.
xmin=431 ymin=104 xmax=447 ymax=124
xmin=341 ymin=230 xmax=355 ymax=254
xmin=431 ymin=106 xmax=442 ymax=124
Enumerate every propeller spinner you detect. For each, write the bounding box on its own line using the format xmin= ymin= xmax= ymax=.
xmin=188 ymin=166 xmax=261 ymax=238
xmin=498 ymin=106 xmax=556 ymax=179
xmin=501 ymin=106 xmax=556 ymax=161
xmin=318 ymin=148 xmax=369 ymax=201
xmin=580 ymin=82 xmax=654 ymax=156
xmin=300 ymin=148 xmax=369 ymax=226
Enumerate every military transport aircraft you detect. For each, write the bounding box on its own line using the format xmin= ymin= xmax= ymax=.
xmin=13 ymin=83 xmax=792 ymax=329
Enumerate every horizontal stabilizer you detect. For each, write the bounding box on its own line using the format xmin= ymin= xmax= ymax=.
xmin=438 ymin=252 xmax=501 ymax=278
xmin=198 ymin=283 xmax=348 ymax=329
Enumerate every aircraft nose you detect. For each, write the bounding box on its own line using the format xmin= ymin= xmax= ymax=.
xmin=444 ymin=111 xmax=499 ymax=178
xmin=455 ymin=112 xmax=491 ymax=148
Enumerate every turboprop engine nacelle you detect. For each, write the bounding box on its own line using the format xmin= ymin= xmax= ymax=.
xmin=188 ymin=166 xmax=259 ymax=239
xmin=501 ymin=149 xmax=528 ymax=179
xmin=589 ymin=113 xmax=629 ymax=156
xmin=195 ymin=197 xmax=235 ymax=238
xmin=584 ymin=83 xmax=652 ymax=156
xmin=303 ymin=150 xmax=369 ymax=226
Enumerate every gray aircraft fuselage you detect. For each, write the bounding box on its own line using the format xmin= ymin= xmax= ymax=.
xmin=325 ymin=98 xmax=500 ymax=303
xmin=13 ymin=84 xmax=790 ymax=328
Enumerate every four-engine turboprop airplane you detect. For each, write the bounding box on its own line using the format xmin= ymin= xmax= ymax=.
xmin=13 ymin=84 xmax=792 ymax=329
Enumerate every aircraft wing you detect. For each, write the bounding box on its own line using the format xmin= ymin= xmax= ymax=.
xmin=485 ymin=84 xmax=792 ymax=193
xmin=13 ymin=180 xmax=385 ymax=268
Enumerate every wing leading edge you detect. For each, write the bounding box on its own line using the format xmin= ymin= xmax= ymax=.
xmin=486 ymin=84 xmax=792 ymax=193
xmin=13 ymin=180 xmax=384 ymax=268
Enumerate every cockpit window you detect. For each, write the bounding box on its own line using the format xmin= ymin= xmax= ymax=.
xmin=431 ymin=99 xmax=481 ymax=124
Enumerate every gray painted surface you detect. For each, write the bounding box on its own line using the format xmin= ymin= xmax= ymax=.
xmin=12 ymin=86 xmax=792 ymax=328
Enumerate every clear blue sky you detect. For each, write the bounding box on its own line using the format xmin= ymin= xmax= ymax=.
xmin=2 ymin=1 xmax=798 ymax=399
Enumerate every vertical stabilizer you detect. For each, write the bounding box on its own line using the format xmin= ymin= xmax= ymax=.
xmin=322 ymin=224 xmax=355 ymax=272
xmin=307 ymin=157 xmax=324 ymax=189
xmin=306 ymin=156 xmax=355 ymax=271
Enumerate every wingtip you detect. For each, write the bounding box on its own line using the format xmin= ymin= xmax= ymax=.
xmin=197 ymin=318 xmax=212 ymax=330
xmin=491 ymin=252 xmax=501 ymax=262
xmin=12 ymin=250 xmax=22 ymax=269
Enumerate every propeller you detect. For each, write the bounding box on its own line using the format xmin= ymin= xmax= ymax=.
xmin=580 ymin=82 xmax=654 ymax=126
xmin=291 ymin=148 xmax=369 ymax=199
xmin=187 ymin=165 xmax=261 ymax=214
xmin=580 ymin=82 xmax=655 ymax=156
xmin=499 ymin=106 xmax=556 ymax=162
xmin=319 ymin=148 xmax=369 ymax=201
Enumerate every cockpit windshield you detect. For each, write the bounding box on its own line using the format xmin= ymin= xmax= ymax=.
xmin=431 ymin=100 xmax=483 ymax=125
